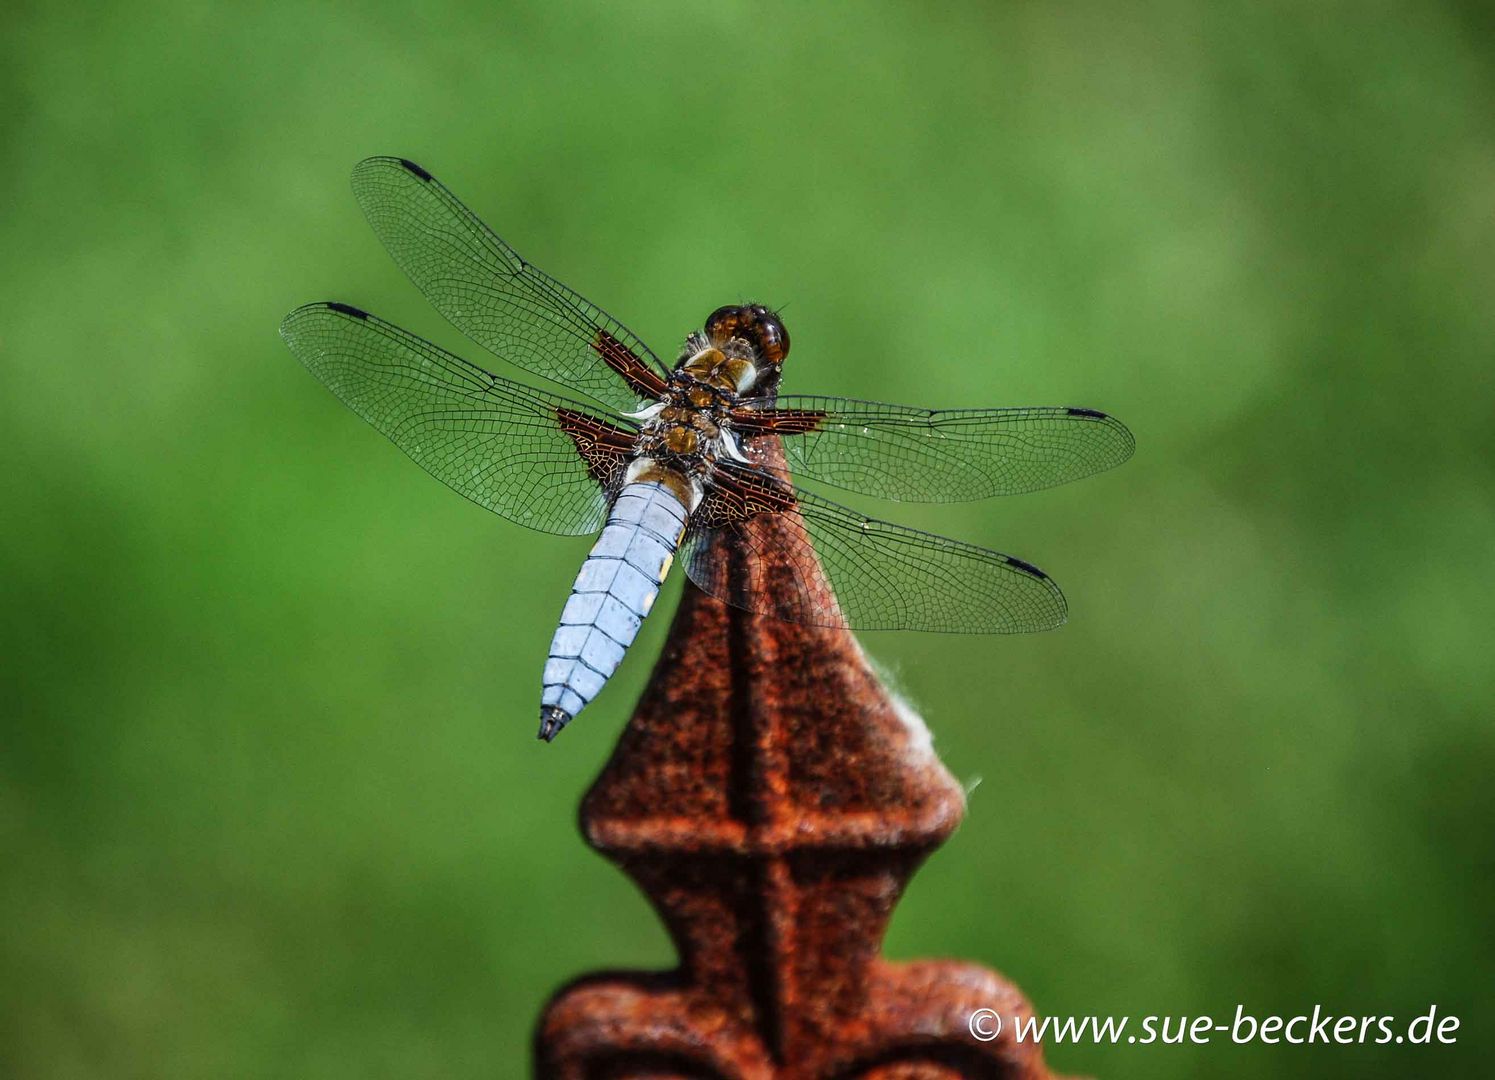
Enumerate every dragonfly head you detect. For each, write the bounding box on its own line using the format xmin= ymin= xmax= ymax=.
xmin=704 ymin=303 xmax=790 ymax=382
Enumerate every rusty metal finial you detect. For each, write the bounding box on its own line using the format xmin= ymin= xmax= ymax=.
xmin=535 ymin=504 xmax=1060 ymax=1077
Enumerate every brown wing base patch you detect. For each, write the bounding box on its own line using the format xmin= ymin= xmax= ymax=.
xmin=685 ymin=458 xmax=844 ymax=628
xmin=695 ymin=462 xmax=796 ymax=528
xmin=729 ymin=407 xmax=827 ymax=435
xmin=594 ymin=330 xmax=669 ymax=401
xmin=556 ymin=408 xmax=637 ymax=490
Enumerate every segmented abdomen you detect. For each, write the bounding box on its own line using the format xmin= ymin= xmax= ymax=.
xmin=540 ymin=481 xmax=689 ymax=734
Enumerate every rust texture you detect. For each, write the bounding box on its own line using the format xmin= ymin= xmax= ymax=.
xmin=535 ymin=501 xmax=1060 ymax=1078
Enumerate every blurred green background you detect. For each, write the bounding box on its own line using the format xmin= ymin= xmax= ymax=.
xmin=4 ymin=1 xmax=1492 ymax=1076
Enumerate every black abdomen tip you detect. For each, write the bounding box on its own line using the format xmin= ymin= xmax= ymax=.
xmin=538 ymin=706 xmax=572 ymax=742
xmin=326 ymin=302 xmax=369 ymax=319
xmin=398 ymin=158 xmax=433 ymax=181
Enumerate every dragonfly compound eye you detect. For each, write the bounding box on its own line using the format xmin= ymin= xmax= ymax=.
xmin=752 ymin=311 xmax=789 ymax=365
xmin=705 ymin=304 xmax=745 ymax=341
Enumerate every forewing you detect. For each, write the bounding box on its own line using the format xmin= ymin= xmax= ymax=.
xmin=734 ymin=397 xmax=1134 ymax=502
xmin=350 ymin=156 xmax=669 ymax=413
xmin=682 ymin=463 xmax=1066 ymax=633
xmin=280 ymin=302 xmax=636 ymax=536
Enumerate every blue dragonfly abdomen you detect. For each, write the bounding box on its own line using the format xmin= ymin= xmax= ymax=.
xmin=538 ymin=479 xmax=690 ymax=740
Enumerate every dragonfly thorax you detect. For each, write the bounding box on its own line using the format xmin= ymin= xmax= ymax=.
xmin=636 ymin=374 xmax=738 ymax=472
xmin=677 ymin=343 xmax=758 ymax=395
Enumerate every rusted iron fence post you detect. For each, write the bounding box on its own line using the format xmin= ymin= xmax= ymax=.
xmin=535 ymin=504 xmax=1059 ymax=1078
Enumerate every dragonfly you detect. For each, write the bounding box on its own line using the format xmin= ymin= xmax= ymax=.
xmin=281 ymin=157 xmax=1134 ymax=742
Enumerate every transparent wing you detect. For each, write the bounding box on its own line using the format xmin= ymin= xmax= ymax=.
xmin=280 ymin=302 xmax=638 ymax=536
xmin=681 ymin=463 xmax=1066 ymax=633
xmin=350 ymin=156 xmax=670 ymax=413
xmin=739 ymin=397 xmax=1134 ymax=502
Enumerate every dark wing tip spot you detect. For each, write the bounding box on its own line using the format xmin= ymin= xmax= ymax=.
xmin=1067 ymin=407 xmax=1108 ymax=419
xmin=1005 ymin=555 xmax=1049 ymax=580
xmin=397 ymin=158 xmax=433 ymax=181
xmin=326 ymin=302 xmax=370 ymax=319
